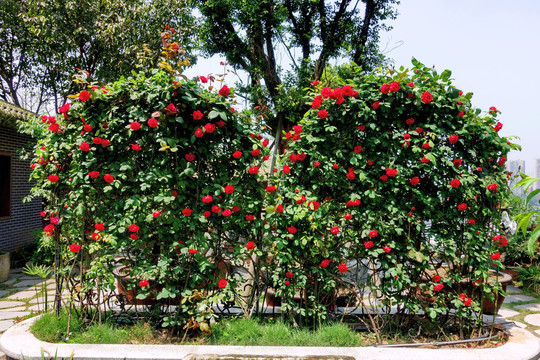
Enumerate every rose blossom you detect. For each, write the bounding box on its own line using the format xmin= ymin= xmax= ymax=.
xmin=131 ymin=144 xmax=141 ymax=151
xmin=148 ymin=118 xmax=159 ymax=128
xmin=139 ymin=280 xmax=149 ymax=287
xmin=79 ymin=90 xmax=90 ymax=102
xmin=457 ymin=203 xmax=468 ymax=211
xmin=487 ymin=183 xmax=498 ymax=191
xmin=448 ymin=134 xmax=459 ymax=144
xmin=410 ymin=177 xmax=420 ymax=186
xmin=372 ymin=101 xmax=380 ymax=110
xmin=320 ymin=259 xmax=330 ymax=268
xmin=421 ymin=92 xmax=433 ymax=104
xmin=128 ymin=224 xmax=140 ymax=232
xmin=69 ymin=244 xmax=81 ymax=253
xmin=182 ymin=208 xmax=192 ymax=217
xmin=245 ymin=214 xmax=255 ymax=221
xmin=193 ymin=110 xmax=203 ymax=120
xmin=450 ymin=179 xmax=461 ymax=188
xmin=246 ymin=241 xmax=255 ymax=250
xmin=79 ymin=142 xmax=90 ymax=152
xmin=318 ymin=109 xmax=328 ymax=119
xmin=433 ymin=283 xmax=444 ymax=291
xmin=104 ymin=174 xmax=114 ymax=183
xmin=338 ymin=264 xmax=348 ymax=273
xmin=130 ymin=122 xmax=141 ymax=131
xmin=48 ymin=174 xmax=59 ymax=183
xmin=386 ymin=168 xmax=398 ymax=177
xmin=224 ymin=185 xmax=235 ymax=194
xmin=222 ymin=209 xmax=232 ymax=217
xmin=330 ymin=226 xmax=340 ymax=235
xmin=364 ymin=241 xmax=374 ymax=249
xmin=219 ymin=85 xmax=230 ymax=96
xmin=195 ymin=128 xmax=204 ymax=137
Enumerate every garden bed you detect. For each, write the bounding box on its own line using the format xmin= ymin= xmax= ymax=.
xmin=2 ymin=316 xmax=539 ymax=360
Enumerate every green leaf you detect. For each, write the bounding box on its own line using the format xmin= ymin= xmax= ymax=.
xmin=528 ymin=226 xmax=540 ymax=256
xmin=208 ymin=110 xmax=219 ymax=119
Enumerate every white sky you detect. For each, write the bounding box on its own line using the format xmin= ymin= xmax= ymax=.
xmin=184 ymin=0 xmax=540 ymax=175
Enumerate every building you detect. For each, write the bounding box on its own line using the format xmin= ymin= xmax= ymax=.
xmin=506 ymin=159 xmax=526 ymax=196
xmin=534 ymin=159 xmax=540 ymax=191
xmin=0 ymin=100 xmax=42 ymax=252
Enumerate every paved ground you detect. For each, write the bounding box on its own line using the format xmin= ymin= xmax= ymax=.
xmin=0 ymin=269 xmax=540 ymax=358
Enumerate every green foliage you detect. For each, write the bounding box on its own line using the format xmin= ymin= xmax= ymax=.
xmin=516 ymin=265 xmax=540 ymax=293
xmin=513 ymin=174 xmax=540 ymax=255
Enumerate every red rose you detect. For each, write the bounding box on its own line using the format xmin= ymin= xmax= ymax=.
xmin=487 ymin=183 xmax=498 ymax=191
xmin=232 ymin=151 xmax=242 ymax=159
xmin=200 ymin=76 xmax=208 ymax=83
xmin=219 ymin=85 xmax=230 ymax=96
xmin=338 ymin=264 xmax=348 ymax=273
xmin=347 ymin=171 xmax=356 ymax=180
xmin=320 ymin=259 xmax=330 ymax=268
xmin=204 ymin=123 xmax=216 ymax=134
xmin=433 ymin=283 xmax=444 ymax=291
xmin=182 ymin=208 xmax=192 ymax=217
xmin=195 ymin=128 xmax=204 ymax=137
xmin=131 ymin=144 xmax=142 ymax=152
xmin=252 ymin=148 xmax=260 ymax=157
xmin=364 ymin=241 xmax=374 ymax=249
xmin=128 ymin=224 xmax=140 ymax=232
xmin=383 ymin=245 xmax=391 ymax=253
xmin=40 ymin=211 xmax=46 ymax=217
xmin=203 ymin=211 xmax=211 ymax=218
xmin=332 ymin=164 xmax=339 ymax=170
xmin=222 ymin=209 xmax=232 ymax=217
xmin=330 ymin=226 xmax=340 ymax=235
xmin=457 ymin=203 xmax=467 ymax=211
xmin=311 ymin=80 xmax=319 ymax=86
xmin=408 ymin=82 xmax=414 ymax=87
xmin=84 ymin=124 xmax=92 ymax=132
xmin=464 ymin=298 xmax=472 ymax=307
xmin=193 ymin=110 xmax=203 ymax=120
xmin=130 ymin=122 xmax=141 ymax=131
xmin=458 ymin=111 xmax=464 ymax=118
xmin=312 ymin=96 xmax=323 ymax=109
xmin=297 ymin=152 xmax=306 ymax=161
xmin=266 ymin=185 xmax=276 ymax=193
xmin=285 ymin=272 xmax=294 ymax=279
xmin=79 ymin=142 xmax=90 ymax=152
xmin=69 ymin=244 xmax=81 ymax=253
xmin=453 ymin=159 xmax=462 ymax=167
xmin=468 ymin=220 xmax=476 ymax=225
xmin=262 ymin=138 xmax=270 ymax=147
xmin=100 ymin=139 xmax=110 ymax=147
xmin=410 ymin=177 xmax=420 ymax=186
xmin=421 ymin=156 xmax=430 ymax=164
xmin=380 ymin=175 xmax=388 ymax=182
xmin=139 ymin=280 xmax=149 ymax=288
xmin=367 ymin=159 xmax=373 ymax=166
xmin=185 ymin=152 xmax=196 ymax=162
xmin=448 ymin=134 xmax=459 ymax=144
xmin=288 ymin=226 xmax=297 ymax=234
xmin=450 ymin=179 xmax=461 ymax=188
xmin=421 ymin=92 xmax=433 ymax=104
xmin=358 ymin=125 xmax=366 ymax=131
xmin=246 ymin=241 xmax=255 ymax=250
xmin=313 ymin=161 xmax=321 ymax=167
xmin=276 ymin=204 xmax=284 ymax=213
xmin=152 ymin=211 xmax=161 ymax=218
xmin=498 ymin=156 xmax=506 ymax=166
xmin=58 ymin=102 xmax=70 ymax=114
xmin=372 ymin=101 xmax=380 ymax=110
xmin=292 ymin=133 xmax=301 ymax=141
xmin=224 ymin=185 xmax=235 ymax=194
xmin=95 ymin=223 xmax=105 ymax=232
xmin=386 ymin=168 xmax=397 ymax=177
xmin=148 ymin=118 xmax=159 ymax=128
xmin=308 ymin=201 xmax=320 ymax=211
xmin=406 ymin=118 xmax=415 ymax=125
xmin=232 ymin=206 xmax=241 ymax=213
xmin=415 ymin=127 xmax=424 ymax=133
xmin=104 ymin=174 xmax=114 ymax=183
xmin=422 ymin=143 xmax=430 ymax=150
xmin=369 ymin=230 xmax=378 ymax=238
xmin=245 ymin=214 xmax=255 ymax=221
xmin=130 ymin=234 xmax=139 ymax=240
xmin=166 ymin=103 xmax=177 ymax=114
xmin=318 ymin=109 xmax=328 ymax=119
xmin=489 ymin=106 xmax=497 ymax=116
xmin=282 ymin=165 xmax=290 ymax=174
xmin=217 ymin=120 xmax=225 ymax=128
xmin=249 ymin=166 xmax=259 ymax=174
xmin=403 ymin=133 xmax=411 ymax=140
xmin=321 ymin=87 xmax=331 ymax=98
xmin=494 ymin=122 xmax=503 ymax=132
xmin=490 ymin=252 xmax=500 ymax=261
xmin=92 ymin=137 xmax=102 ymax=145
xmin=296 ymin=195 xmax=306 ymax=205
xmin=79 ymin=90 xmax=90 ymax=102
xmin=433 ymin=275 xmax=441 ymax=282
xmin=188 ymin=248 xmax=198 ymax=255
xmin=48 ymin=174 xmax=59 ymax=183
xmin=91 ymin=232 xmax=100 ymax=241
xmin=380 ymin=83 xmax=390 ymax=95
xmin=202 ymin=195 xmax=213 ymax=203
xmin=88 ymin=171 xmax=100 ymax=178
xmin=344 ymin=214 xmax=353 ymax=220
xmin=389 ymin=81 xmax=400 ymax=93
xmin=353 ymin=145 xmax=362 ymax=153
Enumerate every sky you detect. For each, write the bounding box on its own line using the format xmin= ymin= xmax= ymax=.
xmin=184 ymin=0 xmax=540 ymax=176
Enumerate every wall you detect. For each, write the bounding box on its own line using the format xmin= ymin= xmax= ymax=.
xmin=0 ymin=126 xmax=41 ymax=252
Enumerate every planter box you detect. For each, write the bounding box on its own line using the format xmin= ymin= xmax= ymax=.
xmin=2 ymin=316 xmax=540 ymax=360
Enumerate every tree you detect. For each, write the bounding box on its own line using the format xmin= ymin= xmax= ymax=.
xmin=0 ymin=0 xmax=195 ymax=113
xmin=195 ymin=0 xmax=399 ymax=144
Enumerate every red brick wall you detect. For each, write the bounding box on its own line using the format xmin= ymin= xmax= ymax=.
xmin=0 ymin=126 xmax=42 ymax=252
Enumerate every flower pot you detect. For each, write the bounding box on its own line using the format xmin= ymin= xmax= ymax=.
xmin=0 ymin=252 xmax=10 ymax=282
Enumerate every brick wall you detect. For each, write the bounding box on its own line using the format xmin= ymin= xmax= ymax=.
xmin=0 ymin=126 xmax=41 ymax=251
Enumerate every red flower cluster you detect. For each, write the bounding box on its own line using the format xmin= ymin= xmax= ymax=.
xmin=421 ymin=92 xmax=433 ymax=104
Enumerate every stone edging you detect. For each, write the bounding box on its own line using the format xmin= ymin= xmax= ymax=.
xmin=1 ymin=317 xmax=540 ymax=360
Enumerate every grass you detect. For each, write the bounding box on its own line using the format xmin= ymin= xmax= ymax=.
xmin=210 ymin=317 xmax=368 ymax=347
xmin=31 ymin=310 xmax=154 ymax=344
xmin=31 ymin=311 xmax=368 ymax=346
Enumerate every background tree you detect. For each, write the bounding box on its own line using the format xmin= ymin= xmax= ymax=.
xmin=0 ymin=0 xmax=196 ymax=113
xmin=195 ymin=0 xmax=399 ymax=146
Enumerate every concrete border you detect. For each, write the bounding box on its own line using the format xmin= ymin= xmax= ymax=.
xmin=1 ymin=317 xmax=540 ymax=360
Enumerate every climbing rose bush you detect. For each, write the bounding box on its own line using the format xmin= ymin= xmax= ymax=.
xmin=265 ymin=59 xmax=516 ymax=331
